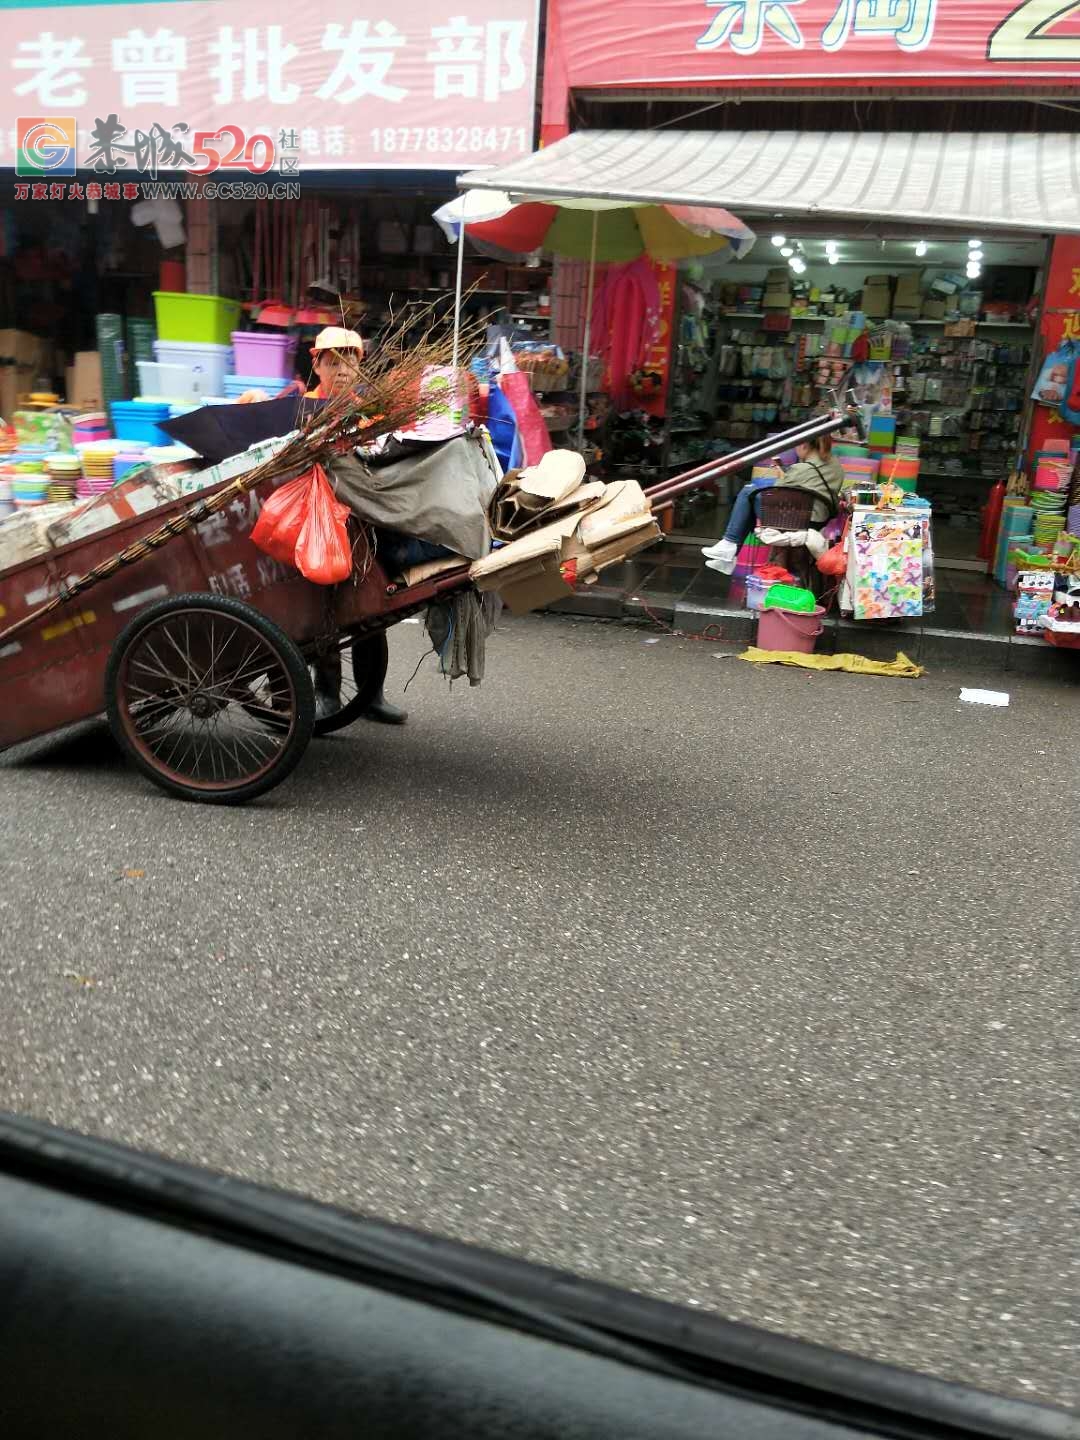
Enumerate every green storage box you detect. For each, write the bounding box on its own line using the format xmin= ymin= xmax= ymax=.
xmin=153 ymin=292 xmax=242 ymax=346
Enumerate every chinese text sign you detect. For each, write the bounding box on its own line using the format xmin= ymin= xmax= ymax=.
xmin=2 ymin=0 xmax=540 ymax=170
xmin=543 ymin=0 xmax=1080 ymax=136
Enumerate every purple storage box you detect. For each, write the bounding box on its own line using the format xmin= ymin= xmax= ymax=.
xmin=230 ymin=331 xmax=298 ymax=379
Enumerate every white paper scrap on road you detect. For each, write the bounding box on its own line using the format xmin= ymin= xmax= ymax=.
xmin=960 ymin=688 xmax=1010 ymax=707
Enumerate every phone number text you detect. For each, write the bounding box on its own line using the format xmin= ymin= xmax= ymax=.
xmin=369 ymin=126 xmax=527 ymax=156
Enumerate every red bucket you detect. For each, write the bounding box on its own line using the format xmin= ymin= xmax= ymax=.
xmin=159 ymin=259 xmax=186 ymax=293
xmin=756 ymin=605 xmax=825 ymax=654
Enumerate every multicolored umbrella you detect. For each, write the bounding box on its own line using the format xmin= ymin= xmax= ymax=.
xmin=435 ymin=190 xmax=755 ymax=441
xmin=434 ymin=192 xmax=755 ymax=263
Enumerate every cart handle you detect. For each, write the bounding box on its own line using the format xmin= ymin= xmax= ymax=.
xmin=644 ymin=406 xmax=862 ymax=509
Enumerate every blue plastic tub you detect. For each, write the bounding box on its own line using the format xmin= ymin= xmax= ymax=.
xmin=223 ymin=374 xmax=279 ymax=396
xmin=111 ymin=400 xmax=172 ymax=446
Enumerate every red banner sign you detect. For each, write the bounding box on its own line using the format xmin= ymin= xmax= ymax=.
xmin=544 ymin=0 xmax=1080 ymax=136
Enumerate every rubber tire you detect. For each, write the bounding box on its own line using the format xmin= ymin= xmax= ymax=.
xmin=105 ymin=592 xmax=316 ymax=805
xmin=311 ymin=630 xmax=390 ymax=737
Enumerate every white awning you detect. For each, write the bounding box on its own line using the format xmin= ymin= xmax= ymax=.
xmin=458 ymin=129 xmax=1080 ymax=236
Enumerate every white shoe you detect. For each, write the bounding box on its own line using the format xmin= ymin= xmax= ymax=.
xmin=705 ymin=556 xmax=737 ymax=576
xmin=701 ymin=538 xmax=738 ymax=563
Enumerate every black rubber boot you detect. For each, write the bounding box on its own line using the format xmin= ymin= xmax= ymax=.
xmin=363 ymin=689 xmax=408 ymax=725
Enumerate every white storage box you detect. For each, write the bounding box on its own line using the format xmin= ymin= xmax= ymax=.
xmin=137 ymin=360 xmax=205 ymax=400
xmin=152 ymin=340 xmax=233 ymax=398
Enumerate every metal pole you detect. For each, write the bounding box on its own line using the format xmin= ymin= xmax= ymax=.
xmin=644 ymin=415 xmax=828 ymax=501
xmin=577 ymin=210 xmax=599 ymax=452
xmin=644 ymin=410 xmax=854 ymax=507
xmin=451 ymin=198 xmax=467 ymax=374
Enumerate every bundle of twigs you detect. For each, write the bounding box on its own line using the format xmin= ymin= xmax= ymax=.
xmin=0 ymin=302 xmax=485 ymax=647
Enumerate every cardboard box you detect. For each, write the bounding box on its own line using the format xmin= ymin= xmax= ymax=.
xmin=894 ymin=270 xmax=924 ymax=309
xmin=0 ymin=373 xmax=16 ymax=422
xmin=0 ymin=329 xmax=54 ymax=417
xmin=921 ymin=297 xmax=946 ymax=320
xmin=862 ymin=276 xmax=893 ymax=319
xmin=471 ymin=480 xmax=659 ymax=614
xmin=67 ymin=351 xmax=104 ymax=410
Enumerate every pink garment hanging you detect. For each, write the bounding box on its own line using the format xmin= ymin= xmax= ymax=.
xmin=589 ymin=258 xmax=661 ymax=409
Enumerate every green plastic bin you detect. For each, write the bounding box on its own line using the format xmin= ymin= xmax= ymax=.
xmin=153 ymin=292 xmax=242 ymax=347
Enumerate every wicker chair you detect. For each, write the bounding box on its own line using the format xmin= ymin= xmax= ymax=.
xmin=754 ymin=486 xmax=819 ymax=593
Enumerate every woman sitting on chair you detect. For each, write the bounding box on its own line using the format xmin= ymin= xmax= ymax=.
xmin=702 ymin=432 xmax=845 ymax=574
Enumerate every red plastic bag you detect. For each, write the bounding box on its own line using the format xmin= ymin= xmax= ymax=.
xmin=294 ymin=464 xmax=352 ymax=585
xmin=250 ymin=471 xmax=312 ymax=565
xmin=817 ymin=520 xmax=849 ymax=577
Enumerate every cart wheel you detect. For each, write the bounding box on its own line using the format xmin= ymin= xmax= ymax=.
xmin=105 ymin=593 xmax=315 ymax=805
xmin=309 ymin=630 xmax=390 ymax=737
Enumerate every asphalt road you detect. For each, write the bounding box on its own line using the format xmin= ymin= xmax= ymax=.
xmin=1 ymin=614 xmax=1078 ymax=1413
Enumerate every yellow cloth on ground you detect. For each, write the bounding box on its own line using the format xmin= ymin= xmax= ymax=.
xmin=740 ymin=648 xmax=924 ymax=678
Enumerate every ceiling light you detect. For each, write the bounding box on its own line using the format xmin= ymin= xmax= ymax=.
xmin=915 ymin=241 xmax=928 ymax=257
xmin=966 ymin=261 xmax=981 ymax=279
xmin=825 ymin=240 xmax=838 ymax=253
xmin=790 ymin=257 xmax=806 ymax=274
xmin=772 ymin=234 xmax=787 ymax=247
xmin=828 ymin=254 xmax=839 ymax=265
xmin=780 ymin=246 xmax=794 ymax=257
xmin=970 ymin=248 xmax=984 ymax=263
xmin=968 ymin=238 xmax=981 ymax=249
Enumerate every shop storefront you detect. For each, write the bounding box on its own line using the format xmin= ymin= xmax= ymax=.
xmin=0 ymin=0 xmax=542 ymax=412
xmin=460 ymin=0 xmax=1080 ymax=641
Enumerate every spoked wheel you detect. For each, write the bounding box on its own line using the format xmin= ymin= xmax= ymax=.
xmin=105 ymin=593 xmax=315 ymax=804
xmin=308 ymin=630 xmax=389 ymax=737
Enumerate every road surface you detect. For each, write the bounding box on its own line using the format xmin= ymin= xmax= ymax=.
xmin=2 ymin=614 xmax=1077 ymax=1411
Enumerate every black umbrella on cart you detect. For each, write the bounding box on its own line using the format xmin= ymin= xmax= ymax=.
xmin=160 ymin=396 xmax=325 ymax=464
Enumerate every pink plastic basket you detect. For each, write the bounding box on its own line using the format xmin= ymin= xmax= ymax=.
xmin=230 ymin=331 xmax=298 ymax=379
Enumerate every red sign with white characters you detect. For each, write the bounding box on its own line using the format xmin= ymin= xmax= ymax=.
xmin=3 ymin=0 xmax=539 ymax=170
xmin=543 ymin=0 xmax=1080 ymax=137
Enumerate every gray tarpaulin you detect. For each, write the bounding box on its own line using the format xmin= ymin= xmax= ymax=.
xmin=327 ymin=431 xmax=500 ymax=561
